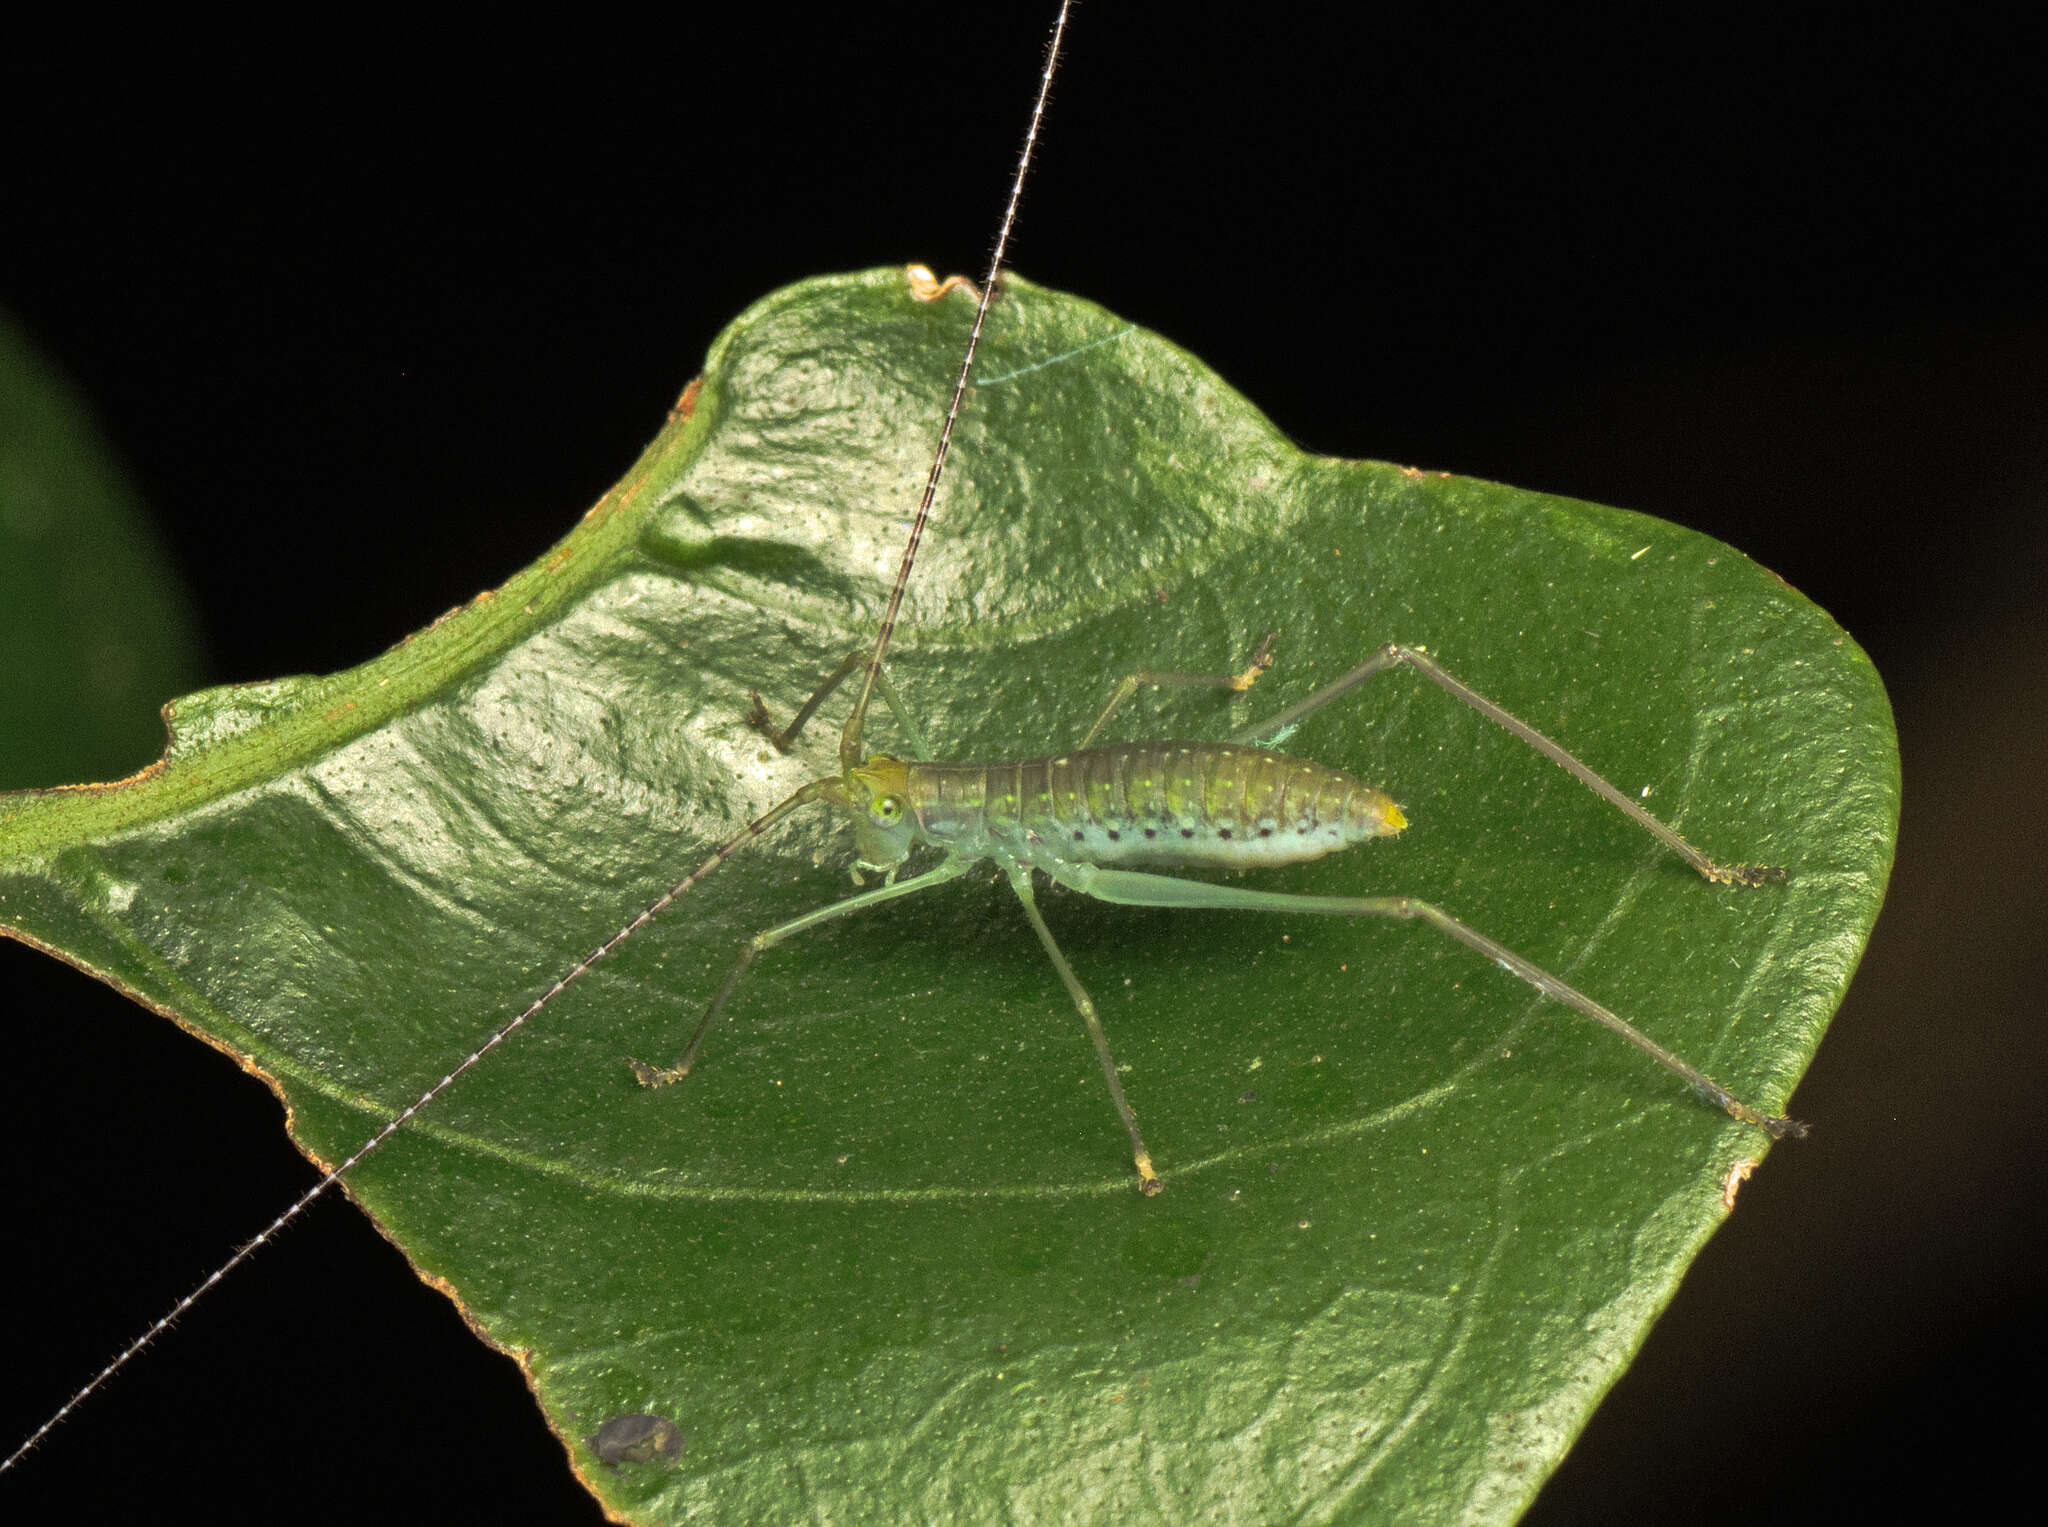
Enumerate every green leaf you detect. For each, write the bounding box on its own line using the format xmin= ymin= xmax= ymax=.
xmin=0 ymin=271 xmax=1897 ymax=1523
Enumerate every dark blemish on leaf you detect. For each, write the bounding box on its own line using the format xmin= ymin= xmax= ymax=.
xmin=588 ymin=1412 xmax=686 ymax=1469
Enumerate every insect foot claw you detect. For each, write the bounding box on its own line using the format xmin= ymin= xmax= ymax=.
xmin=629 ymin=1058 xmax=689 ymax=1089
xmin=1713 ymin=862 xmax=1789 ymax=888
xmin=1134 ymin=1150 xmax=1164 ymax=1196
xmin=745 ymin=693 xmax=794 ymax=752
xmin=1721 ymin=1092 xmax=1809 ymax=1140
xmin=1229 ymin=631 xmax=1281 ymax=693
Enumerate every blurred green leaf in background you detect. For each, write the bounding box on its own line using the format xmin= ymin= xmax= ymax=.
xmin=0 ymin=312 xmax=204 ymax=789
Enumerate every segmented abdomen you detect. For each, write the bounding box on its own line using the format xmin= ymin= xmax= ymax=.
xmin=906 ymin=742 xmax=1404 ymax=869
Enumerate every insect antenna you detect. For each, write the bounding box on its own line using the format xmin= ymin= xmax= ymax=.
xmin=840 ymin=1 xmax=1073 ymax=771
xmin=0 ymin=780 xmax=834 ymax=1475
xmin=4 ymin=0 xmax=1078 ymax=1475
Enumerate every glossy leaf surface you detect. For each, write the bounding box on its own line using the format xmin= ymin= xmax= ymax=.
xmin=0 ymin=272 xmax=1896 ymax=1523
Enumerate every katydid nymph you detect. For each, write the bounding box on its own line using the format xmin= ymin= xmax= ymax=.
xmin=3 ymin=4 xmax=1879 ymax=1518
xmin=628 ymin=597 xmax=1799 ymax=1200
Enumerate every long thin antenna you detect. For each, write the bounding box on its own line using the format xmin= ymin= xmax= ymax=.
xmin=5 ymin=2 xmax=1081 ymax=1476
xmin=840 ymin=0 xmax=1074 ymax=772
xmin=0 ymin=782 xmax=831 ymax=1475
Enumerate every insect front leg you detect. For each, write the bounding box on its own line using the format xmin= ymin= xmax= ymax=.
xmin=748 ymin=650 xmax=865 ymax=752
xmin=1048 ymin=862 xmax=1806 ymax=1140
xmin=749 ymin=650 xmax=932 ymax=760
xmin=629 ymin=853 xmax=976 ymax=1086
xmin=1231 ymin=642 xmax=1784 ymax=888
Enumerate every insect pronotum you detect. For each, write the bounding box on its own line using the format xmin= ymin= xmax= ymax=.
xmin=3 ymin=5 xmax=1827 ymax=1514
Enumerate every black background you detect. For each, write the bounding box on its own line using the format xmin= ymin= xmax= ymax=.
xmin=4 ymin=6 xmax=2042 ymax=1521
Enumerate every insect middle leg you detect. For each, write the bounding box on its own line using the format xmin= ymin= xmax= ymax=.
xmin=999 ymin=860 xmax=1162 ymax=1195
xmin=1232 ymin=643 xmax=1784 ymax=888
xmin=629 ymin=853 xmax=977 ymax=1086
xmin=1050 ymin=861 xmax=1806 ymax=1140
